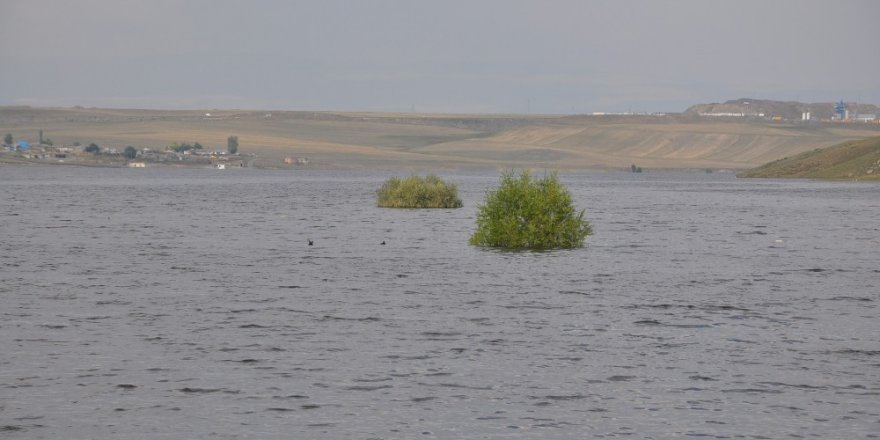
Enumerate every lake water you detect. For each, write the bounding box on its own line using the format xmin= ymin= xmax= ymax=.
xmin=1 ymin=167 xmax=878 ymax=439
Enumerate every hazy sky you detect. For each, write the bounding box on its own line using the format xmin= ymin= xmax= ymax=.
xmin=1 ymin=0 xmax=878 ymax=113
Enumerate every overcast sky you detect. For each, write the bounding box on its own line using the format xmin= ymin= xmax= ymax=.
xmin=1 ymin=0 xmax=878 ymax=113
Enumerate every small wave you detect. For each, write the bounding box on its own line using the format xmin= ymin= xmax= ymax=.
xmin=631 ymin=319 xmax=711 ymax=329
xmin=833 ymin=349 xmax=880 ymax=356
xmin=721 ymin=388 xmax=783 ymax=394
xmin=825 ymin=296 xmax=873 ymax=302
xmin=273 ymin=394 xmax=309 ymax=400
xmin=625 ymin=303 xmax=686 ymax=310
xmin=320 ymin=315 xmax=381 ymax=322
xmin=343 ymin=384 xmax=392 ymax=391
xmin=169 ymin=266 xmax=205 ymax=272
xmin=559 ymin=290 xmax=593 ymax=296
xmin=226 ymin=358 xmax=261 ymax=364
xmin=607 ymin=375 xmax=636 ymax=382
xmin=179 ymin=387 xmax=222 ymax=393
xmin=382 ymin=354 xmax=431 ymax=360
xmin=352 ymin=377 xmax=392 ymax=383
xmin=532 ymin=394 xmax=589 ymax=401
xmin=768 ymin=405 xmax=805 ymax=411
xmin=668 ymin=323 xmax=712 ymax=329
xmin=705 ymin=305 xmax=751 ymax=312
xmin=421 ymin=331 xmax=462 ymax=338
xmin=757 ymin=381 xmax=826 ymax=390
xmin=727 ymin=338 xmax=759 ymax=345
xmin=418 ymin=382 xmax=493 ymax=391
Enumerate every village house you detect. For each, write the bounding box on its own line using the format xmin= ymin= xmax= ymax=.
xmin=284 ymin=156 xmax=309 ymax=165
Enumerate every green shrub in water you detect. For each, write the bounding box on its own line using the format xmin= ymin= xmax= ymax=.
xmin=377 ymin=174 xmax=463 ymax=208
xmin=470 ymin=170 xmax=592 ymax=249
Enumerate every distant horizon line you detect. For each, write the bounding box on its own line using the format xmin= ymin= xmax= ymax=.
xmin=1 ymin=97 xmax=878 ymax=116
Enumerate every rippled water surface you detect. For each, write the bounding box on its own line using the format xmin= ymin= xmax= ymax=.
xmin=2 ymin=167 xmax=879 ymax=439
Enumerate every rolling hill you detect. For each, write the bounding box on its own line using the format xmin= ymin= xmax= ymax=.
xmin=2 ymin=105 xmax=879 ymax=170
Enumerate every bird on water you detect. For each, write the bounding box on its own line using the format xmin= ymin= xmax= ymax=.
xmin=308 ymin=239 xmax=314 ymax=246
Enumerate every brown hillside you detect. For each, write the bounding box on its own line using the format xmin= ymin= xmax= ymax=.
xmin=739 ymin=136 xmax=880 ymax=180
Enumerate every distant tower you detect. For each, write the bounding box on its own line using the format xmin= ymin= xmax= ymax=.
xmin=834 ymin=100 xmax=846 ymax=120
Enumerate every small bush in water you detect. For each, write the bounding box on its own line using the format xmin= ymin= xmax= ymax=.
xmin=470 ymin=170 xmax=592 ymax=249
xmin=377 ymin=175 xmax=463 ymax=208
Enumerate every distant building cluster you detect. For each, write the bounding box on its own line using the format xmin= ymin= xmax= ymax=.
xmin=590 ymin=112 xmax=667 ymax=116
xmin=699 ymin=112 xmax=763 ymax=118
xmin=2 ymin=141 xmax=79 ymax=160
xmin=284 ymin=156 xmax=309 ymax=165
xmin=694 ymin=99 xmax=877 ymax=124
xmin=1 ymin=138 xmax=250 ymax=167
xmin=830 ymin=100 xmax=877 ymax=123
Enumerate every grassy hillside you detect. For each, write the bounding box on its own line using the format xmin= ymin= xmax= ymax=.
xmin=738 ymin=136 xmax=880 ymax=180
xmin=2 ymin=106 xmax=879 ymax=170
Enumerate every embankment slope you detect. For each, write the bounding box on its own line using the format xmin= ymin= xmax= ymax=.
xmin=738 ymin=136 xmax=880 ymax=180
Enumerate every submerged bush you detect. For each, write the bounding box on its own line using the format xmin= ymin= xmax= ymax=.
xmin=377 ymin=174 xmax=463 ymax=208
xmin=470 ymin=170 xmax=592 ymax=250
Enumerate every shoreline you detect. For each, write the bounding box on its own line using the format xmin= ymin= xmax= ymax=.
xmin=0 ymin=155 xmax=747 ymax=176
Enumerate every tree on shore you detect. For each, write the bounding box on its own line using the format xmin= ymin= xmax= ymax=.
xmin=3 ymin=133 xmax=12 ymax=145
xmin=167 ymin=142 xmax=202 ymax=153
xmin=227 ymin=136 xmax=238 ymax=155
xmin=85 ymin=143 xmax=100 ymax=154
xmin=123 ymin=146 xmax=138 ymax=159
